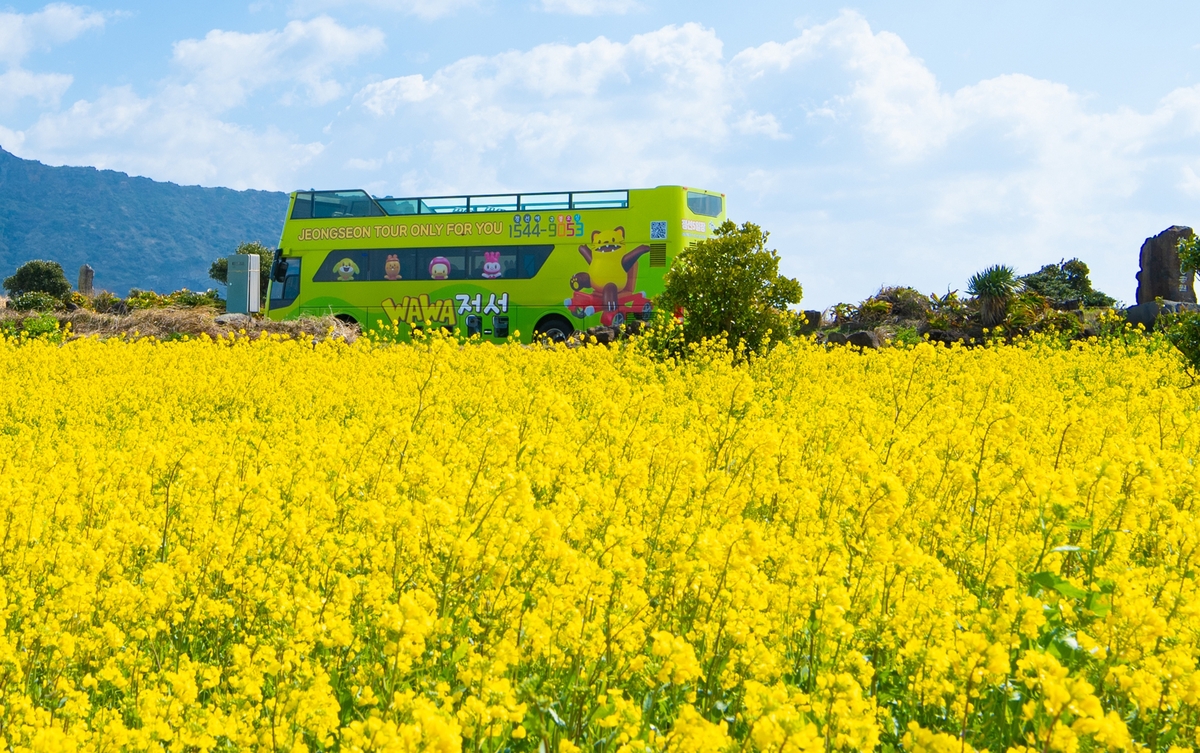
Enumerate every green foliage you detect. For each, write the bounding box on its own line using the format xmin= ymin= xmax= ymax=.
xmin=3 ymin=260 xmax=71 ymax=299
xmin=1163 ymin=311 xmax=1200 ymax=380
xmin=855 ymin=299 xmax=892 ymax=325
xmin=657 ymin=220 xmax=803 ymax=355
xmin=165 ymin=288 xmax=222 ymax=308
xmin=125 ymin=289 xmax=168 ymax=310
xmin=91 ymin=292 xmax=125 ymax=314
xmin=927 ymin=290 xmax=968 ymax=330
xmin=10 ymin=291 xmax=62 ymax=312
xmin=1178 ymin=234 xmax=1200 ymax=282
xmin=1020 ymin=258 xmax=1115 ymax=309
xmin=0 ymin=312 xmax=63 ymax=341
xmin=892 ymin=326 xmax=921 ymax=347
xmin=872 ymin=286 xmax=930 ymax=320
xmin=210 ymin=242 xmax=273 ymax=301
xmin=968 ymin=265 xmax=1019 ymax=328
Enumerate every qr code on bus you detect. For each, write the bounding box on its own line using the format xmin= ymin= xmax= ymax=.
xmin=650 ymin=221 xmax=667 ymax=240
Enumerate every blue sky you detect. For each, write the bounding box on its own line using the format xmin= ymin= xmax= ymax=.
xmin=2 ymin=1 xmax=1199 ymax=307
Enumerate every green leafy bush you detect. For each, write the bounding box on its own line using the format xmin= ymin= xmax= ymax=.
xmin=1020 ymin=258 xmax=1115 ymax=309
xmin=3 ymin=260 xmax=71 ymax=299
xmin=968 ymin=265 xmax=1019 ymax=328
xmin=1163 ymin=311 xmax=1200 ymax=380
xmin=927 ymin=290 xmax=968 ymax=330
xmin=125 ymin=289 xmax=167 ymax=310
xmin=10 ymin=291 xmax=61 ymax=312
xmin=165 ymin=288 xmax=222 ymax=308
xmin=657 ymin=221 xmax=803 ymax=356
xmin=91 ymin=291 xmax=125 ymax=314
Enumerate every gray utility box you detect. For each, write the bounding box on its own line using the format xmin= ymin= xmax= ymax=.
xmin=227 ymin=254 xmax=260 ymax=315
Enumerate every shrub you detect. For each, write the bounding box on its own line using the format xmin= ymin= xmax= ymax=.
xmin=3 ymin=260 xmax=71 ymax=299
xmin=1020 ymin=258 xmax=1116 ymax=309
xmin=92 ymin=291 xmax=126 ymax=314
xmin=126 ymin=289 xmax=167 ymax=310
xmin=873 ymin=286 xmax=931 ymax=320
xmin=19 ymin=312 xmax=62 ymax=339
xmin=968 ymin=265 xmax=1019 ymax=328
xmin=1163 ymin=311 xmax=1200 ymax=380
xmin=10 ymin=291 xmax=62 ymax=312
xmin=165 ymin=288 xmax=222 ymax=308
xmin=657 ymin=220 xmax=803 ymax=355
xmin=927 ymin=290 xmax=968 ymax=330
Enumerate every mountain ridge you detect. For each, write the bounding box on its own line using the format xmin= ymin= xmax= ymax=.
xmin=0 ymin=148 xmax=290 ymax=295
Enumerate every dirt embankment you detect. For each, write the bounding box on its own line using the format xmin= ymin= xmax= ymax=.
xmin=0 ymin=307 xmax=359 ymax=342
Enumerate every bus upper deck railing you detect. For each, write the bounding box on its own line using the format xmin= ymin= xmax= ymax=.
xmin=291 ymin=189 xmax=630 ymax=220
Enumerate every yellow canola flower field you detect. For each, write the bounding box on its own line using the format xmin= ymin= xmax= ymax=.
xmin=0 ymin=332 xmax=1198 ymax=753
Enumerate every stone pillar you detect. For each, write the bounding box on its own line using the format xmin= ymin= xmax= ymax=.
xmin=1136 ymin=226 xmax=1197 ymax=304
xmin=78 ymin=264 xmax=94 ymax=297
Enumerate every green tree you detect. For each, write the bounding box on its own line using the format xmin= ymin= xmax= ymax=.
xmin=1179 ymin=235 xmax=1200 ymax=289
xmin=1019 ymin=258 xmax=1115 ymax=308
xmin=3 ymin=260 xmax=72 ymax=299
xmin=967 ymin=264 xmax=1019 ymax=328
xmin=209 ymin=241 xmax=273 ymax=300
xmin=657 ymin=220 xmax=803 ymax=354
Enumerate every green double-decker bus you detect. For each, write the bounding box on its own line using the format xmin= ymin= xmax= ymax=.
xmin=265 ymin=185 xmax=725 ymax=342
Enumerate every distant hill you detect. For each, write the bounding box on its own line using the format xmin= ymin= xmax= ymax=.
xmin=0 ymin=147 xmax=289 ymax=295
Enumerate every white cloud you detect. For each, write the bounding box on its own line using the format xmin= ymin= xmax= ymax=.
xmin=7 ymin=86 xmax=324 ymax=189
xmin=289 ymin=0 xmax=477 ymax=20
xmin=0 ymin=3 xmax=106 ymax=106
xmin=539 ymin=0 xmax=640 ymax=15
xmin=0 ymin=68 xmax=73 ymax=107
xmin=356 ymin=74 xmax=438 ymax=115
xmin=0 ymin=15 xmax=383 ymax=188
xmin=352 ymin=23 xmax=730 ymax=190
xmin=0 ymin=3 xmax=106 ymax=66
xmin=172 ymin=17 xmax=385 ymax=110
xmin=734 ymin=110 xmax=788 ymax=140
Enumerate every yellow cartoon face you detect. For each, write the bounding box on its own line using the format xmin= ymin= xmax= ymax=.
xmin=590 ymin=227 xmax=626 ymax=254
xmin=334 ymin=258 xmax=360 ymax=281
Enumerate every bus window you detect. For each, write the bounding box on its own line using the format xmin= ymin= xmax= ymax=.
xmin=519 ymin=245 xmax=554 ymax=278
xmin=686 ymin=191 xmax=723 ymax=218
xmin=313 ymin=250 xmax=369 ymax=282
xmin=417 ymin=250 xmax=466 ymax=280
xmin=270 ymin=258 xmax=301 ymax=307
xmin=369 ymin=249 xmax=415 ymax=281
xmin=292 ymin=190 xmax=385 ymax=219
xmin=470 ymin=249 xmax=516 ymax=279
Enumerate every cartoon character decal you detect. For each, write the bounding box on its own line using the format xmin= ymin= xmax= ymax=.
xmin=428 ymin=256 xmax=451 ymax=280
xmin=384 ymin=254 xmax=403 ymax=280
xmin=481 ymin=251 xmax=503 ymax=279
xmin=564 ymin=226 xmax=652 ymax=326
xmin=334 ymin=258 xmax=360 ymax=281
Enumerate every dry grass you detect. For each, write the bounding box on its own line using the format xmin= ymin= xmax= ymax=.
xmin=0 ymin=306 xmax=359 ymax=342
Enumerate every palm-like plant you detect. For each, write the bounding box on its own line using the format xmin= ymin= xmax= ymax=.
xmin=967 ymin=264 xmax=1019 ymax=328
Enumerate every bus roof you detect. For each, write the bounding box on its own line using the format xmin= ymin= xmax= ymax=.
xmin=291 ymin=188 xmax=637 ymax=220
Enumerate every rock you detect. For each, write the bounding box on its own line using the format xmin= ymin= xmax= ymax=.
xmin=846 ymin=330 xmax=881 ymax=349
xmin=798 ymin=310 xmax=822 ymax=335
xmin=78 ymin=264 xmax=94 ymax=297
xmin=925 ymin=329 xmax=953 ymax=345
xmin=825 ymin=332 xmax=848 ymax=345
xmin=1137 ymin=226 xmax=1197 ymax=304
xmin=586 ymin=326 xmax=617 ymax=344
xmin=216 ymin=313 xmax=252 ymax=325
xmin=65 ymin=302 xmax=80 ymax=311
xmin=1126 ymin=300 xmax=1200 ymax=330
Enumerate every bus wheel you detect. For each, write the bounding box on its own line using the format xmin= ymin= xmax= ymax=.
xmin=334 ymin=313 xmax=359 ymax=329
xmin=534 ymin=315 xmax=573 ymax=343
